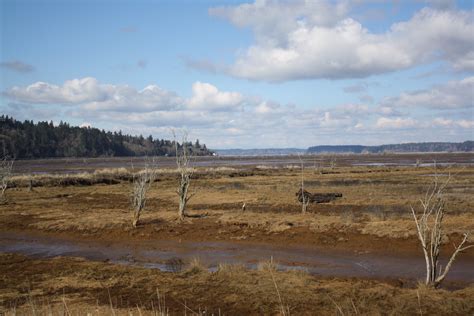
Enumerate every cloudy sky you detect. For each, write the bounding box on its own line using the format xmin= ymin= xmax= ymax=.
xmin=1 ymin=0 xmax=473 ymax=149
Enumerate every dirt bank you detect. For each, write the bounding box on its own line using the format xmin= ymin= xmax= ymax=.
xmin=1 ymin=253 xmax=473 ymax=315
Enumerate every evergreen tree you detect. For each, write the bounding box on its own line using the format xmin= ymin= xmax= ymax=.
xmin=0 ymin=116 xmax=214 ymax=159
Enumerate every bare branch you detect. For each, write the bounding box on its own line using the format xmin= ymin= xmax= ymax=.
xmin=435 ymin=233 xmax=472 ymax=286
xmin=130 ymin=158 xmax=157 ymax=228
xmin=174 ymin=130 xmax=194 ymax=220
xmin=410 ymin=175 xmax=472 ymax=288
xmin=298 ymin=154 xmax=309 ymax=214
xmin=0 ymin=156 xmax=14 ymax=203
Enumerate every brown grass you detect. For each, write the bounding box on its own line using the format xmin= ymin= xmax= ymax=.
xmin=1 ymin=253 xmax=473 ymax=315
xmin=2 ymin=165 xmax=474 ymax=244
xmin=2 ymin=161 xmax=473 ymax=314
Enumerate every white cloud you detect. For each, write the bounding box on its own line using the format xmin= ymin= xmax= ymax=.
xmin=376 ymin=117 xmax=418 ymax=129
xmin=4 ymin=78 xmax=245 ymax=113
xmin=3 ymin=77 xmax=472 ymax=148
xmin=254 ymin=100 xmax=280 ymax=114
xmin=432 ymin=117 xmax=454 ymax=127
xmin=4 ymin=77 xmax=111 ymax=104
xmin=457 ymin=120 xmax=474 ymax=129
xmin=381 ymin=76 xmax=474 ymax=109
xmin=82 ymin=85 xmax=183 ymax=112
xmin=319 ymin=111 xmax=352 ymax=128
xmin=206 ymin=2 xmax=474 ymax=81
xmin=376 ymin=106 xmax=402 ymax=116
xmin=187 ymin=82 xmax=244 ymax=111
xmin=433 ymin=117 xmax=474 ymax=129
xmin=210 ymin=0 xmax=349 ymax=47
xmin=334 ymin=104 xmax=369 ymax=116
xmin=79 ymin=122 xmax=92 ymax=128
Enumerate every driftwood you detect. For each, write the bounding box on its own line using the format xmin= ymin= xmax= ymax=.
xmin=296 ymin=189 xmax=342 ymax=204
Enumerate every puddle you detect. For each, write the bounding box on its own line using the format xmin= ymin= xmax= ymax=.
xmin=352 ymin=163 xmax=398 ymax=166
xmin=1 ymin=231 xmax=473 ymax=283
xmin=13 ymin=155 xmax=474 ymax=175
xmin=419 ymin=173 xmax=450 ymax=177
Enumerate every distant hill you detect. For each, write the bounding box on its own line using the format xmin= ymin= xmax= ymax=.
xmin=0 ymin=116 xmax=213 ymax=159
xmin=307 ymin=141 xmax=473 ymax=154
xmin=215 ymin=148 xmax=306 ymax=156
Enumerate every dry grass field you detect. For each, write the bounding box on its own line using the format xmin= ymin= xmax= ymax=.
xmin=1 ymin=154 xmax=473 ymax=314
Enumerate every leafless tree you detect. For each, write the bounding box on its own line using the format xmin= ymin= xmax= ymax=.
xmin=415 ymin=158 xmax=422 ymax=168
xmin=28 ymin=177 xmax=34 ymax=192
xmin=410 ymin=175 xmax=473 ymax=288
xmin=329 ymin=156 xmax=337 ymax=169
xmin=0 ymin=156 xmax=14 ymax=202
xmin=174 ymin=131 xmax=194 ymax=220
xmin=298 ymin=154 xmax=309 ymax=213
xmin=130 ymin=159 xmax=157 ymax=228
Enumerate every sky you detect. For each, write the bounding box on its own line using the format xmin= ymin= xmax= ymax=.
xmin=1 ymin=0 xmax=473 ymax=149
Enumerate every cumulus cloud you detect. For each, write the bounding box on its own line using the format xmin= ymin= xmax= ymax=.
xmin=210 ymin=0 xmax=349 ymax=46
xmin=0 ymin=60 xmax=35 ymax=73
xmin=4 ymin=77 xmax=112 ymax=104
xmin=376 ymin=117 xmax=418 ymax=129
xmin=205 ymin=1 xmax=474 ymax=81
xmin=432 ymin=117 xmax=474 ymax=128
xmin=82 ymin=85 xmax=183 ymax=112
xmin=254 ymin=101 xmax=281 ymax=114
xmin=3 ymin=76 xmax=472 ymax=148
xmin=381 ymin=76 xmax=474 ymax=109
xmin=187 ymin=82 xmax=244 ymax=111
xmin=3 ymin=77 xmax=248 ymax=113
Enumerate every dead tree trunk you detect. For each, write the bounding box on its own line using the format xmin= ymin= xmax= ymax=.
xmin=177 ymin=171 xmax=192 ymax=220
xmin=296 ymin=189 xmax=342 ymax=204
xmin=130 ymin=160 xmax=156 ymax=228
xmin=410 ymin=175 xmax=473 ymax=288
xmin=0 ymin=157 xmax=13 ymax=203
xmin=298 ymin=154 xmax=309 ymax=213
xmin=174 ymin=131 xmax=194 ymax=221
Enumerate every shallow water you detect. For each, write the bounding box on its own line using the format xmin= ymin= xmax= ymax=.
xmin=1 ymin=231 xmax=473 ymax=283
xmin=12 ymin=153 xmax=474 ymax=174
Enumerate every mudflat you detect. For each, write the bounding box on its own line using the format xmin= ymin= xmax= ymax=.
xmin=1 ymin=153 xmax=473 ymax=314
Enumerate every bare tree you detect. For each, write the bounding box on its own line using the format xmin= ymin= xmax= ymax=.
xmin=130 ymin=159 xmax=157 ymax=228
xmin=0 ymin=157 xmax=14 ymax=203
xmin=415 ymin=158 xmax=422 ymax=168
xmin=174 ymin=131 xmax=194 ymax=220
xmin=329 ymin=155 xmax=337 ymax=169
xmin=410 ymin=175 xmax=473 ymax=288
xmin=298 ymin=154 xmax=309 ymax=213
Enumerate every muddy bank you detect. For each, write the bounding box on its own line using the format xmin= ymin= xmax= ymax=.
xmin=2 ymin=252 xmax=474 ymax=315
xmin=1 ymin=230 xmax=473 ymax=285
xmin=12 ymin=153 xmax=474 ymax=174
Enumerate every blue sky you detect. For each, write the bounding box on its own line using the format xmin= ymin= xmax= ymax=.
xmin=1 ymin=0 xmax=473 ymax=148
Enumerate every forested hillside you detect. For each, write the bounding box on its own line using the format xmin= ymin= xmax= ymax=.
xmin=0 ymin=116 xmax=213 ymax=159
xmin=307 ymin=142 xmax=473 ymax=154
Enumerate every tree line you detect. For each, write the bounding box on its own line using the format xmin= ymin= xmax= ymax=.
xmin=0 ymin=116 xmax=213 ymax=159
xmin=307 ymin=141 xmax=473 ymax=154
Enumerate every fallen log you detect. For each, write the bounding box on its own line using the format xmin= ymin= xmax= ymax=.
xmin=296 ymin=189 xmax=342 ymax=204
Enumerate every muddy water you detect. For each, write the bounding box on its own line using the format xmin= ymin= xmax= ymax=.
xmin=1 ymin=231 xmax=473 ymax=283
xmin=12 ymin=153 xmax=474 ymax=174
